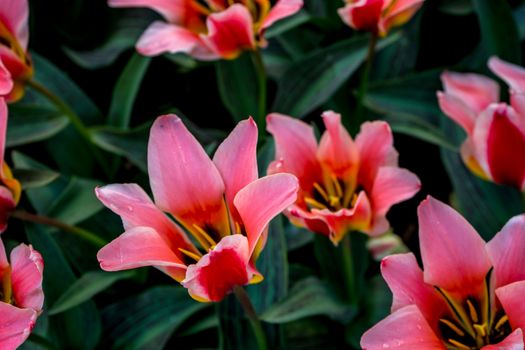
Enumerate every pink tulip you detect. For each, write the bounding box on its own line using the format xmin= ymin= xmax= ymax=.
xmin=0 ymin=0 xmax=32 ymax=102
xmin=0 ymin=236 xmax=44 ymax=350
xmin=108 ymin=0 xmax=303 ymax=60
xmin=266 ymin=111 xmax=420 ymax=245
xmin=0 ymin=98 xmax=21 ymax=232
xmin=96 ymin=115 xmax=298 ymax=302
xmin=338 ymin=0 xmax=425 ymax=36
xmin=437 ymin=57 xmax=525 ymax=190
xmin=361 ymin=196 xmax=525 ymax=349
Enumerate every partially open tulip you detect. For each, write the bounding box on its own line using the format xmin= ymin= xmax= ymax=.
xmin=0 ymin=236 xmax=44 ymax=350
xmin=361 ymin=196 xmax=525 ymax=349
xmin=0 ymin=98 xmax=21 ymax=232
xmin=108 ymin=0 xmax=303 ymax=60
xmin=0 ymin=0 xmax=32 ymax=102
xmin=266 ymin=111 xmax=420 ymax=245
xmin=96 ymin=115 xmax=298 ymax=302
xmin=437 ymin=57 xmax=525 ymax=190
xmin=338 ymin=0 xmax=425 ymax=36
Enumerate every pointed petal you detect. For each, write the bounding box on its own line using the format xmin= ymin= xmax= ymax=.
xmin=0 ymin=303 xmax=36 ymax=350
xmin=287 ymin=205 xmax=331 ymax=237
xmin=260 ymin=0 xmax=303 ymax=32
xmin=488 ymin=56 xmax=525 ymax=93
xmin=360 ymin=305 xmax=445 ymax=350
xmin=482 ymin=329 xmax=523 ymax=350
xmin=234 ymin=173 xmax=298 ymax=255
xmin=496 ymin=281 xmax=525 ymax=331
xmin=0 ymin=61 xmax=13 ymax=96
xmin=379 ymin=0 xmax=425 ymax=36
xmin=371 ymin=166 xmax=420 ymax=216
xmin=213 ymin=117 xmax=258 ymax=219
xmin=441 ymin=71 xmax=500 ymax=115
xmin=437 ymin=91 xmax=477 ymax=134
xmin=108 ymin=0 xmax=187 ymax=23
xmin=148 ymin=115 xmax=229 ymax=233
xmin=9 ymin=244 xmax=43 ymax=311
xmin=318 ymin=111 xmax=359 ymax=178
xmin=487 ymin=214 xmax=525 ymax=288
xmin=418 ymin=196 xmax=491 ymax=293
xmin=337 ymin=0 xmax=383 ymax=33
xmin=182 ymin=234 xmax=251 ymax=302
xmin=0 ymin=0 xmax=29 ymax=49
xmin=202 ymin=4 xmax=255 ymax=60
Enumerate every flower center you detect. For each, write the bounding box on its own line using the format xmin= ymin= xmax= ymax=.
xmin=0 ymin=21 xmax=31 ymax=69
xmin=304 ymin=175 xmax=358 ymax=212
xmin=190 ymin=0 xmax=270 ymax=29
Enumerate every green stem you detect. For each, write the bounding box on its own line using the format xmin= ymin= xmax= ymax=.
xmin=252 ymin=50 xmax=267 ymax=134
xmin=341 ymin=234 xmax=357 ymax=304
xmin=12 ymin=210 xmax=107 ymax=248
xmin=233 ymin=285 xmax=268 ymax=350
xmin=355 ymin=32 xmax=379 ymax=127
xmin=28 ymin=333 xmax=56 ymax=350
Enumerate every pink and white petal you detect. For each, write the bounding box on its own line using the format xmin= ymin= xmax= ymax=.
xmin=381 ymin=253 xmax=446 ymax=328
xmin=234 ymin=173 xmax=298 ymax=255
xmin=148 ymin=115 xmax=228 ymax=230
xmin=97 ymin=226 xmax=186 ymax=275
xmin=201 ymin=4 xmax=256 ymax=60
xmin=0 ymin=0 xmax=29 ymax=49
xmin=9 ymin=244 xmax=43 ymax=311
xmin=487 ymin=214 xmax=525 ymax=288
xmin=182 ymin=234 xmax=251 ymax=302
xmin=488 ymin=56 xmax=525 ymax=93
xmin=0 ymin=303 xmax=37 ymax=350
xmin=260 ymin=0 xmax=303 ymax=32
xmin=338 ymin=0 xmax=383 ymax=33
xmin=355 ymin=121 xmax=399 ymax=189
xmin=418 ymin=196 xmax=491 ymax=294
xmin=360 ymin=305 xmax=445 ymax=350
xmin=379 ymin=0 xmax=424 ymax=36
xmin=287 ymin=205 xmax=331 ymax=237
xmin=266 ymin=113 xmax=322 ymax=187
xmin=482 ymin=329 xmax=524 ymax=350
xmin=370 ymin=167 xmax=421 ymax=216
xmin=511 ymin=93 xmax=525 ymax=119
xmin=108 ymin=0 xmax=185 ymax=23
xmin=95 ymin=184 xmax=195 ymax=257
xmin=0 ymin=61 xmax=13 ymax=96
xmin=459 ymin=138 xmax=491 ymax=181
xmin=441 ymin=71 xmax=500 ymax=115
xmin=213 ymin=117 xmax=258 ymax=217
xmin=318 ymin=111 xmax=359 ymax=178
xmin=437 ymin=91 xmax=477 ymax=134
xmin=497 ymin=281 xmax=525 ymax=331
xmin=0 ymin=186 xmax=15 ymax=233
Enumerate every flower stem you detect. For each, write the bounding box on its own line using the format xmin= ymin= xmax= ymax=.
xmin=341 ymin=234 xmax=357 ymax=304
xmin=233 ymin=285 xmax=268 ymax=350
xmin=355 ymin=32 xmax=378 ymax=128
xmin=252 ymin=50 xmax=267 ymax=134
xmin=11 ymin=210 xmax=106 ymax=248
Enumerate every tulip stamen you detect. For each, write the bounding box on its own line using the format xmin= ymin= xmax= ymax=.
xmin=495 ymin=315 xmax=509 ymax=331
xmin=466 ymin=299 xmax=479 ymax=323
xmin=305 ymin=197 xmax=327 ymax=210
xmin=447 ymin=339 xmax=472 ymax=350
xmin=178 ymin=248 xmax=202 ymax=262
xmin=191 ymin=0 xmax=213 ymax=15
xmin=439 ymin=318 xmax=465 ymax=337
xmin=313 ymin=182 xmax=329 ymax=202
xmin=192 ymin=224 xmax=218 ymax=249
xmin=331 ymin=174 xmax=343 ymax=198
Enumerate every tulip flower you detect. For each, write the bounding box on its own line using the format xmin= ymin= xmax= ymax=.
xmin=0 ymin=236 xmax=44 ymax=350
xmin=266 ymin=111 xmax=420 ymax=245
xmin=0 ymin=0 xmax=32 ymax=102
xmin=0 ymin=98 xmax=21 ymax=233
xmin=338 ymin=0 xmax=425 ymax=36
xmin=437 ymin=57 xmax=525 ymax=190
xmin=361 ymin=196 xmax=525 ymax=349
xmin=96 ymin=115 xmax=298 ymax=302
xmin=108 ymin=0 xmax=303 ymax=60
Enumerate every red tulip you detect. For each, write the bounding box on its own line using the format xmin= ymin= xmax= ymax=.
xmin=96 ymin=115 xmax=298 ymax=302
xmin=266 ymin=111 xmax=420 ymax=245
xmin=108 ymin=0 xmax=303 ymax=60
xmin=362 ymin=196 xmax=525 ymax=349
xmin=0 ymin=237 xmax=44 ymax=350
xmin=0 ymin=0 xmax=32 ymax=102
xmin=437 ymin=58 xmax=525 ymax=190
xmin=338 ymin=0 xmax=425 ymax=36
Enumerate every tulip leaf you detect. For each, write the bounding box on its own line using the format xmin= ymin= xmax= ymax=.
xmin=272 ymin=33 xmax=399 ymax=119
xmin=48 ymin=271 xmax=135 ymax=315
xmin=264 ymin=10 xmax=312 ymax=39
xmin=100 ymin=286 xmax=207 ymax=350
xmin=12 ymin=168 xmax=60 ymax=189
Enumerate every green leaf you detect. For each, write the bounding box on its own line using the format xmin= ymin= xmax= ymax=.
xmin=48 ymin=271 xmax=134 ymax=315
xmin=472 ymin=0 xmax=521 ymax=63
xmin=101 ymin=286 xmax=207 ymax=350
xmin=516 ymin=3 xmax=525 ymax=39
xmin=108 ymin=53 xmax=151 ymax=128
xmin=264 ymin=10 xmax=312 ymax=39
xmin=6 ymin=106 xmax=69 ymax=147
xmin=261 ymin=277 xmax=355 ymax=324
xmin=272 ymin=33 xmax=399 ymax=118
xmin=438 ymin=0 xmax=474 ymax=15
xmin=12 ymin=168 xmax=59 ymax=189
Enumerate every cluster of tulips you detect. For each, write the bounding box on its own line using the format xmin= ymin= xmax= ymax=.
xmin=1 ymin=0 xmax=525 ymax=349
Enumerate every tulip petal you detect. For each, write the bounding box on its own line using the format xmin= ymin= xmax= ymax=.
xmin=441 ymin=71 xmax=500 ymax=115
xmin=496 ymin=280 xmax=525 ymax=331
xmin=459 ymin=138 xmax=490 ymax=180
xmin=511 ymin=93 xmax=525 ymax=119
xmin=234 ymin=173 xmax=298 ymax=254
xmin=371 ymin=166 xmax=420 ymax=217
xmin=437 ymin=91 xmax=477 ymax=134
xmin=148 ymin=115 xmax=229 ymax=234
xmin=9 ymin=244 xmax=43 ymax=311
xmin=0 ymin=303 xmax=36 ymax=350
xmin=338 ymin=0 xmax=383 ymax=33
xmin=108 ymin=0 xmax=187 ymax=23
xmin=482 ymin=329 xmax=524 ymax=350
xmin=360 ymin=305 xmax=445 ymax=350
xmin=488 ymin=56 xmax=525 ymax=93
xmin=182 ymin=234 xmax=251 ymax=302
xmin=287 ymin=205 xmax=331 ymax=237
xmin=202 ymin=4 xmax=255 ymax=59
xmin=0 ymin=0 xmax=29 ymax=49
xmin=487 ymin=214 xmax=525 ymax=288
xmin=213 ymin=117 xmax=258 ymax=220
xmin=379 ymin=0 xmax=425 ymax=36
xmin=418 ymin=196 xmax=491 ymax=293
xmin=260 ymin=0 xmax=303 ymax=32
xmin=0 ymin=61 xmax=13 ymax=96
xmin=0 ymin=187 xmax=14 ymax=233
